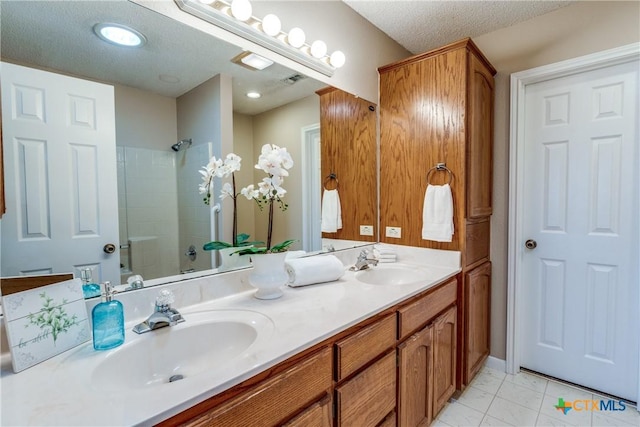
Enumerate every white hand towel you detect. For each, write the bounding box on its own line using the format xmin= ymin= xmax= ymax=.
xmin=422 ymin=184 xmax=454 ymax=242
xmin=321 ymin=189 xmax=342 ymax=233
xmin=286 ymin=255 xmax=345 ymax=287
xmin=373 ymin=244 xmax=396 ymax=255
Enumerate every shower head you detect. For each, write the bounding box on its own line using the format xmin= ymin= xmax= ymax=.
xmin=172 ymin=138 xmax=192 ymax=152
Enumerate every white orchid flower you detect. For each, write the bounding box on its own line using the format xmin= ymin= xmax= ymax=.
xmin=220 ymin=182 xmax=234 ymax=200
xmin=241 ymin=184 xmax=259 ymax=200
xmin=224 ymin=153 xmax=242 ymax=173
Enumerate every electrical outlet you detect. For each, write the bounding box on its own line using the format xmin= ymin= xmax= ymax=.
xmin=359 ymin=225 xmax=374 ymax=236
xmin=385 ymin=226 xmax=402 ymax=238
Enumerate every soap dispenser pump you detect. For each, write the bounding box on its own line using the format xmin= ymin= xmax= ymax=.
xmin=92 ymin=281 xmax=125 ymax=351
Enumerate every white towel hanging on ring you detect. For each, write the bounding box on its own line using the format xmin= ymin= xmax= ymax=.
xmin=321 ymin=189 xmax=342 ymax=233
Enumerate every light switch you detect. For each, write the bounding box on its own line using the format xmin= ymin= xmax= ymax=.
xmin=385 ymin=226 xmax=402 ymax=238
xmin=359 ymin=225 xmax=374 ymax=236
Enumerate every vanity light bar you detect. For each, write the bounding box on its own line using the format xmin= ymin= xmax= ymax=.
xmin=174 ymin=0 xmax=344 ymax=77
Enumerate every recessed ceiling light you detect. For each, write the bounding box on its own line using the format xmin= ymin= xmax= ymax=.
xmin=241 ymin=53 xmax=274 ymax=70
xmin=94 ymin=23 xmax=146 ymax=48
xmin=231 ymin=51 xmax=274 ymax=71
xmin=246 ymin=92 xmax=261 ymax=99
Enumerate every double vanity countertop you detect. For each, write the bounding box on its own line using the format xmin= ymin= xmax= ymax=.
xmin=0 ymin=245 xmax=460 ymax=426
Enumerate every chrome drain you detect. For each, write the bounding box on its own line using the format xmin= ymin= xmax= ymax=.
xmin=169 ymin=374 xmax=184 ymax=383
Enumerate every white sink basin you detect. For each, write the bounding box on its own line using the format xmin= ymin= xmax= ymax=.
xmin=355 ymin=264 xmax=432 ymax=286
xmin=90 ymin=310 xmax=274 ymax=391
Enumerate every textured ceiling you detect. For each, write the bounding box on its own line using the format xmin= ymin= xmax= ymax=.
xmin=343 ymin=0 xmax=575 ymax=54
xmin=0 ymin=1 xmax=325 ymax=115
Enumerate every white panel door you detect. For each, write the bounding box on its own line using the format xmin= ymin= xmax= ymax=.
xmin=1 ymin=62 xmax=120 ymax=284
xmin=520 ymin=59 xmax=639 ymax=400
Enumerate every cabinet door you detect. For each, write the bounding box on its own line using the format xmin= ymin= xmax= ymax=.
xmin=433 ymin=306 xmax=457 ymax=416
xmin=466 ymin=52 xmax=495 ymax=218
xmin=283 ymin=393 xmax=333 ymax=427
xmin=397 ymin=325 xmax=434 ymax=427
xmin=464 ymin=261 xmax=491 ymax=384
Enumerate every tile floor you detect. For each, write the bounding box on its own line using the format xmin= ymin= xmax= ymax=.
xmin=434 ymin=367 xmax=640 ymax=426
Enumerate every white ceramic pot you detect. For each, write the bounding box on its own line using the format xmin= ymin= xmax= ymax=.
xmin=248 ymin=252 xmax=288 ymax=299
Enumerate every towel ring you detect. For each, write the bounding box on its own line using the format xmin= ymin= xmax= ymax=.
xmin=426 ymin=163 xmax=453 ymax=185
xmin=324 ymin=173 xmax=339 ymax=190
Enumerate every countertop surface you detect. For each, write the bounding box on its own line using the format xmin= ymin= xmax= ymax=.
xmin=1 ymin=246 xmax=460 ymax=426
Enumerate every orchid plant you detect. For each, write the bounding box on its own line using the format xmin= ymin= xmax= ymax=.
xmin=240 ymin=143 xmax=296 ymax=253
xmin=199 ymin=152 xmax=260 ymax=250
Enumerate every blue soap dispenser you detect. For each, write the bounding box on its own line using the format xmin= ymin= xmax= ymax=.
xmin=80 ymin=268 xmax=101 ymax=299
xmin=92 ymin=281 xmax=125 ymax=351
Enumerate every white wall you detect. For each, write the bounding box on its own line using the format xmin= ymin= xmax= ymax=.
xmin=114 ymin=84 xmax=177 ymax=150
xmin=177 ymin=74 xmax=234 ymax=269
xmin=233 ymin=113 xmax=257 ymax=241
xmin=250 ymin=95 xmax=320 ymax=249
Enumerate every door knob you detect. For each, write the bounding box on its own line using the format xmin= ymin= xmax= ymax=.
xmin=525 ymin=239 xmax=537 ymax=250
xmin=103 ymin=243 xmax=117 ymax=254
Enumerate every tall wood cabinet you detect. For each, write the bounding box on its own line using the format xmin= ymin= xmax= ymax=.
xmin=317 ymin=87 xmax=377 ymax=242
xmin=379 ymin=38 xmax=496 ymax=388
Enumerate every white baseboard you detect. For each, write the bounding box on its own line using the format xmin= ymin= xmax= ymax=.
xmin=484 ymin=356 xmax=506 ymax=373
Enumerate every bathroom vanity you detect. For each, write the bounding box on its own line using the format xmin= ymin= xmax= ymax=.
xmin=0 ymin=246 xmax=462 ymax=426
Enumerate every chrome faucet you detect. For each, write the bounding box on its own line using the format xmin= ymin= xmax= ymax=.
xmin=133 ymin=290 xmax=184 ymax=334
xmin=350 ymin=249 xmax=379 ymax=271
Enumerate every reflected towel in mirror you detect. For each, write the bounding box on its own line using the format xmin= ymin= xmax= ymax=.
xmin=321 ymin=189 xmax=342 ymax=233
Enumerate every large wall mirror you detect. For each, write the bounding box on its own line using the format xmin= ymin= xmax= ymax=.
xmin=0 ymin=0 xmax=377 ymax=294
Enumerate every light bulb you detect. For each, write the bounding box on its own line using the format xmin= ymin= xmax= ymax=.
xmin=330 ymin=51 xmax=346 ymax=68
xmin=310 ymin=40 xmax=327 ymax=59
xmin=230 ymin=0 xmax=252 ymax=22
xmin=287 ymin=27 xmax=306 ymax=48
xmin=261 ymin=14 xmax=281 ymax=37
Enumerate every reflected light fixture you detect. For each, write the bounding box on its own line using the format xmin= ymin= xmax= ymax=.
xmin=94 ymin=23 xmax=146 ymax=47
xmin=232 ymin=51 xmax=274 ymax=70
xmin=176 ymin=0 xmax=345 ymax=76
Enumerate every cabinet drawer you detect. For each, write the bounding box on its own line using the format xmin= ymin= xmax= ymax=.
xmin=186 ymin=347 xmax=332 ymax=426
xmin=283 ymin=393 xmax=333 ymax=427
xmin=336 ymin=351 xmax=397 ymax=427
xmin=335 ymin=313 xmax=396 ymax=381
xmin=398 ymin=279 xmax=457 ymax=340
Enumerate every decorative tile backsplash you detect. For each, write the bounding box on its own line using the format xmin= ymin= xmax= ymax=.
xmin=2 ymin=278 xmax=90 ymax=372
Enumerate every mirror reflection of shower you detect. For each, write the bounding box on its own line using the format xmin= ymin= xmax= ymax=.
xmin=172 ymin=138 xmax=192 ymax=152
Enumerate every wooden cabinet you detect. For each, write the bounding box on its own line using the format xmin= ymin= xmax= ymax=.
xmin=162 ymin=279 xmax=459 ymax=427
xmin=464 ymin=261 xmax=492 ymax=384
xmin=283 ymin=393 xmax=333 ymax=427
xmin=317 ymin=87 xmax=377 ymax=242
xmin=335 ymin=313 xmax=397 ymax=426
xmin=397 ymin=282 xmax=457 ymax=426
xmin=335 ymin=313 xmax=396 ymax=381
xmin=177 ymin=347 xmax=332 ymax=427
xmin=398 ymin=324 xmax=434 ymax=426
xmin=433 ymin=306 xmax=457 ymax=416
xmin=379 ymin=38 xmax=495 ymax=388
xmin=335 ymin=351 xmax=396 ymax=427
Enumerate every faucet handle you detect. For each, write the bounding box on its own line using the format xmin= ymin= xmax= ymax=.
xmin=155 ymin=289 xmax=175 ymax=312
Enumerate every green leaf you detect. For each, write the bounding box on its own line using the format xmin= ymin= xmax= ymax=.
xmin=270 ymin=239 xmax=297 ymax=253
xmin=203 ymin=241 xmax=233 ymax=251
xmin=235 ymin=247 xmax=268 ymax=256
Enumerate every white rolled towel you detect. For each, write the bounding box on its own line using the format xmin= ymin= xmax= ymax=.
xmin=286 ymin=255 xmax=345 ymax=287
